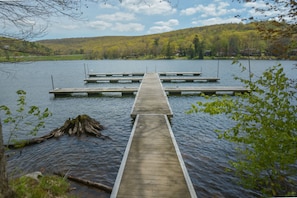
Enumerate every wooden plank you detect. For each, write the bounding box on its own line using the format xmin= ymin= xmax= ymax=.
xmin=111 ymin=114 xmax=197 ymax=198
xmin=84 ymin=77 xmax=143 ymax=83
xmin=49 ymin=86 xmax=250 ymax=97
xmin=165 ymin=86 xmax=250 ymax=95
xmin=130 ymin=73 xmax=173 ymax=119
xmin=158 ymin=72 xmax=202 ymax=76
xmin=88 ymin=72 xmax=145 ymax=77
xmin=84 ymin=76 xmax=218 ymax=83
xmin=49 ymin=87 xmax=138 ymax=96
xmin=160 ymin=76 xmax=219 ymax=82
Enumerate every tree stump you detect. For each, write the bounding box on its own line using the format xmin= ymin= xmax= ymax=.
xmin=51 ymin=114 xmax=104 ymax=137
xmin=6 ymin=114 xmax=107 ymax=149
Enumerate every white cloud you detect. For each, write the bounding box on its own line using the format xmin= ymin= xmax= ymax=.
xmin=148 ymin=19 xmax=179 ymax=34
xmin=96 ymin=12 xmax=136 ymax=22
xmin=99 ymin=2 xmax=118 ymax=9
xmin=155 ymin=19 xmax=179 ymax=26
xmin=180 ymin=6 xmax=199 ymax=16
xmin=121 ymin=0 xmax=176 ymax=15
xmin=148 ymin=26 xmax=173 ymax=34
xmin=111 ymin=23 xmax=145 ymax=32
xmin=243 ymin=0 xmax=286 ymax=20
xmin=87 ymin=21 xmax=113 ymax=30
xmin=181 ymin=1 xmax=238 ymax=18
xmin=192 ymin=17 xmax=242 ymax=26
xmin=60 ymin=24 xmax=80 ymax=30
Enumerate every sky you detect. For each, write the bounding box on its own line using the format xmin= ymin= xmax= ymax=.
xmin=39 ymin=0 xmax=261 ymax=40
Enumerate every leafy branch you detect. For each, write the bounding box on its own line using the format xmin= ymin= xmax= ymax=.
xmin=0 ymin=90 xmax=52 ymax=147
xmin=187 ymin=63 xmax=297 ymax=196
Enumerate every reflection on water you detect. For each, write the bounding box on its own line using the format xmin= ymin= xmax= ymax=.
xmin=1 ymin=60 xmax=296 ymax=197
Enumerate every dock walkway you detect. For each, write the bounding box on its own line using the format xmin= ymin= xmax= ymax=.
xmin=111 ymin=73 xmax=196 ymax=198
xmin=130 ymin=73 xmax=173 ymax=119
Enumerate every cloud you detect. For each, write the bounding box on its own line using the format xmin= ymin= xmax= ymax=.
xmin=99 ymin=2 xmax=118 ymax=9
xmin=96 ymin=12 xmax=136 ymax=22
xmin=148 ymin=19 xmax=179 ymax=34
xmin=60 ymin=24 xmax=80 ymax=30
xmin=121 ymin=0 xmax=176 ymax=15
xmin=111 ymin=22 xmax=145 ymax=32
xmin=180 ymin=1 xmax=238 ymax=18
xmin=155 ymin=19 xmax=179 ymax=26
xmin=192 ymin=17 xmax=242 ymax=26
xmin=87 ymin=21 xmax=113 ymax=30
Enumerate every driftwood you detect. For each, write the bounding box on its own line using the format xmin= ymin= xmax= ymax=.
xmin=6 ymin=114 xmax=108 ymax=149
xmin=54 ymin=172 xmax=112 ymax=193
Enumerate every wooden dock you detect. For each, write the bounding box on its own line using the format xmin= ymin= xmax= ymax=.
xmin=165 ymin=86 xmax=250 ymax=95
xmin=87 ymin=72 xmax=201 ymax=77
xmin=84 ymin=76 xmax=219 ymax=83
xmin=161 ymin=76 xmax=219 ymax=83
xmin=49 ymin=86 xmax=249 ymax=97
xmin=111 ymin=73 xmax=196 ymax=198
xmin=88 ymin=72 xmax=145 ymax=77
xmin=49 ymin=87 xmax=138 ymax=96
xmin=158 ymin=72 xmax=201 ymax=76
xmin=84 ymin=77 xmax=143 ymax=83
xmin=130 ymin=73 xmax=173 ymax=119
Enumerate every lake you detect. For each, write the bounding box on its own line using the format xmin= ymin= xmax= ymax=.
xmin=0 ymin=59 xmax=296 ymax=197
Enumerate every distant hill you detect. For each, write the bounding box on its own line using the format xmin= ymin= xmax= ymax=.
xmin=38 ymin=23 xmax=266 ymax=59
xmin=0 ymin=37 xmax=52 ymax=61
xmin=1 ymin=22 xmax=295 ymax=61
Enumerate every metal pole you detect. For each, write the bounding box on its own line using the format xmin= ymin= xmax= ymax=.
xmin=84 ymin=64 xmax=87 ymax=78
xmin=217 ymin=59 xmax=220 ymax=77
xmin=248 ymin=50 xmax=251 ymax=83
xmin=51 ymin=75 xmax=55 ymax=89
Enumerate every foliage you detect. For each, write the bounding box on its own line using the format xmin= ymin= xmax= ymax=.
xmin=0 ymin=90 xmax=52 ymax=147
xmin=235 ymin=1 xmax=297 ymax=59
xmin=1 ymin=22 xmax=295 ymax=61
xmin=0 ymin=37 xmax=53 ymax=61
xmin=0 ymin=0 xmax=88 ymax=39
xmin=10 ymin=175 xmax=73 ymax=198
xmin=187 ymin=63 xmax=297 ymax=196
xmin=36 ymin=22 xmax=295 ymax=60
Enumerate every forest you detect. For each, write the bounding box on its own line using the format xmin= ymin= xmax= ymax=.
xmin=1 ymin=22 xmax=296 ymax=61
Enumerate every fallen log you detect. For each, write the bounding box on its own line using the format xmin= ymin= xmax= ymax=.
xmin=54 ymin=172 xmax=112 ymax=194
xmin=5 ymin=114 xmax=108 ymax=149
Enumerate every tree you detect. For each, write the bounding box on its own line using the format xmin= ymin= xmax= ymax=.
xmin=236 ymin=0 xmax=297 ymax=57
xmin=0 ymin=121 xmax=15 ymax=198
xmin=188 ymin=63 xmax=297 ymax=196
xmin=0 ymin=90 xmax=51 ymax=197
xmin=0 ymin=1 xmax=93 ymax=196
xmin=0 ymin=0 xmax=89 ymax=39
xmin=165 ymin=41 xmax=173 ymax=59
xmin=192 ymin=35 xmax=200 ymax=57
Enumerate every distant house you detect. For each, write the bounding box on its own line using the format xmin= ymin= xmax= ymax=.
xmin=204 ymin=50 xmax=212 ymax=56
xmin=240 ymin=48 xmax=261 ymax=56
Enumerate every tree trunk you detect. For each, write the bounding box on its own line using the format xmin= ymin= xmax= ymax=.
xmin=0 ymin=120 xmax=15 ymax=198
xmin=54 ymin=172 xmax=112 ymax=193
xmin=5 ymin=114 xmax=108 ymax=149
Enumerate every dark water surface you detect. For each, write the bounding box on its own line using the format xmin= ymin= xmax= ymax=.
xmin=1 ymin=60 xmax=296 ymax=197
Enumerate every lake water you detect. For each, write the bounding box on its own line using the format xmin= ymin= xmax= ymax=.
xmin=0 ymin=60 xmax=296 ymax=197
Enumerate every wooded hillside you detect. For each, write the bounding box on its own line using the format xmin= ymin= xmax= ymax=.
xmin=1 ymin=22 xmax=296 ymax=61
xmin=38 ymin=22 xmax=296 ymax=60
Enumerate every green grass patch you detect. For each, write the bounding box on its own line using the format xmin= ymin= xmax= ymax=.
xmin=10 ymin=175 xmax=75 ymax=198
xmin=0 ymin=54 xmax=84 ymax=62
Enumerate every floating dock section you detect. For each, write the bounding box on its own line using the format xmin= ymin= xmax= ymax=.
xmin=111 ymin=73 xmax=196 ymax=198
xmin=84 ymin=76 xmax=219 ymax=83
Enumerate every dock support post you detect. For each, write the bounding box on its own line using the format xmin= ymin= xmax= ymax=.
xmin=84 ymin=64 xmax=86 ymax=78
xmin=51 ymin=75 xmax=55 ymax=90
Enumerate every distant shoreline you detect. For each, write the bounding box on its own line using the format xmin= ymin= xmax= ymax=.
xmin=1 ymin=54 xmax=295 ymax=63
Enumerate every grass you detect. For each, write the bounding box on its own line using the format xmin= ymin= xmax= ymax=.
xmin=0 ymin=54 xmax=84 ymax=62
xmin=10 ymin=174 xmax=76 ymax=198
